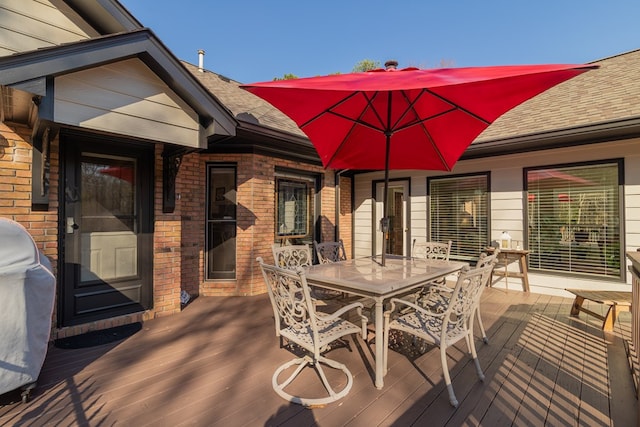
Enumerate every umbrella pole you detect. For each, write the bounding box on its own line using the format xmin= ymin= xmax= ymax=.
xmin=381 ymin=132 xmax=391 ymax=267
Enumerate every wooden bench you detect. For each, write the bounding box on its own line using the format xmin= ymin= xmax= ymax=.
xmin=566 ymin=289 xmax=632 ymax=331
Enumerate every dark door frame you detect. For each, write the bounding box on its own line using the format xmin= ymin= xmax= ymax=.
xmin=58 ymin=129 xmax=155 ymax=327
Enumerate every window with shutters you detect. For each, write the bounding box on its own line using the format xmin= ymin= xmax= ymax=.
xmin=525 ymin=160 xmax=622 ymax=279
xmin=429 ymin=173 xmax=489 ymax=262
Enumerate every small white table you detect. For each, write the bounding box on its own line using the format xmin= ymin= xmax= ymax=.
xmin=305 ymin=255 xmax=467 ymax=389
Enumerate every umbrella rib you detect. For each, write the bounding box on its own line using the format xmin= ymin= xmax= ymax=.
xmin=323 ymin=90 xmax=388 ymax=133
xmin=299 ymin=91 xmax=361 ymax=129
xmin=392 ymin=88 xmax=491 ymax=134
xmin=395 ymin=89 xmax=451 ymax=170
xmin=423 ymin=88 xmax=492 ymax=125
xmin=324 ymin=92 xmax=383 ymax=168
xmin=298 ymin=91 xmax=386 ymax=131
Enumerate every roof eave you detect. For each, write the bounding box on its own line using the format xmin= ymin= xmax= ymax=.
xmin=63 ymin=0 xmax=143 ymax=34
xmin=464 ymin=117 xmax=640 ymax=159
xmin=0 ymin=29 xmax=237 ymax=138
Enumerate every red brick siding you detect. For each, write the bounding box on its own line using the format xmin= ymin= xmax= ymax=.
xmin=1 ymin=121 xmax=349 ymax=337
xmin=194 ymin=153 xmax=334 ymax=297
xmin=153 ymin=144 xmax=182 ymax=316
xmin=1 ymin=123 xmax=60 ymax=334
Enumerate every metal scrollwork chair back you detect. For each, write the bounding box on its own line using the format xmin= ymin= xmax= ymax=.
xmin=383 ymin=263 xmax=494 ymax=407
xmin=313 ymin=240 xmax=347 ymax=264
xmin=257 ymin=257 xmax=367 ymax=407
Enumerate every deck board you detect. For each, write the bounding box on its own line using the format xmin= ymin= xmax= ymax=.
xmin=0 ymin=288 xmax=636 ymax=426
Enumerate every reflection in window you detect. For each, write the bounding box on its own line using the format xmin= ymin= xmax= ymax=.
xmin=526 ymin=162 xmax=621 ymax=279
xmin=276 ymin=179 xmax=311 ymax=239
xmin=429 ymin=174 xmax=489 ymax=261
xmin=81 ymin=155 xmax=136 ymax=232
xmin=206 ymin=166 xmax=236 ymax=280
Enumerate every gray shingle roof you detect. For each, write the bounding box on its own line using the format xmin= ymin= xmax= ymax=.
xmin=476 ymin=48 xmax=640 ymax=142
xmin=181 ymin=61 xmax=306 ymax=138
xmin=182 ymin=48 xmax=640 ymax=150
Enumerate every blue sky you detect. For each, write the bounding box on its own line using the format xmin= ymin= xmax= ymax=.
xmin=120 ymin=0 xmax=639 ymax=83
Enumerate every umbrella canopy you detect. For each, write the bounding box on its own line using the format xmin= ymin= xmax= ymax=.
xmin=241 ymin=61 xmax=596 ymax=265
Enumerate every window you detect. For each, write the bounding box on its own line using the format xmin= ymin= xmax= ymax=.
xmin=206 ymin=165 xmax=236 ymax=280
xmin=526 ymin=161 xmax=622 ymax=279
xmin=429 ymin=174 xmax=489 ymax=262
xmin=276 ymin=177 xmax=313 ymax=240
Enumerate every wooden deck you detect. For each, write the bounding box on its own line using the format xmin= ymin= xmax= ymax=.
xmin=1 ymin=288 xmax=636 ymax=426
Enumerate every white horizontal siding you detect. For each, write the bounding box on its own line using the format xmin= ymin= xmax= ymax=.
xmin=352 ymin=137 xmax=640 ymax=293
xmin=353 ymin=178 xmax=373 ymax=258
xmin=409 ymin=177 xmax=427 ymax=244
xmin=55 ymin=59 xmax=203 ymax=148
xmin=0 ymin=0 xmax=95 ymax=56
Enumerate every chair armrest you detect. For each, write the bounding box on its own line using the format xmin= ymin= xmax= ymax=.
xmin=316 ymin=302 xmax=365 ymax=321
xmin=384 ymin=297 xmax=445 ymax=320
xmin=425 ymin=284 xmax=453 ymax=295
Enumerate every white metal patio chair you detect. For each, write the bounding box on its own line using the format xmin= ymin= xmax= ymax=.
xmin=472 ymin=250 xmax=500 ymax=343
xmin=273 ymin=243 xmax=341 ymax=301
xmin=401 ymin=239 xmax=453 ymax=306
xmin=313 ymin=239 xmax=376 ymax=318
xmin=411 ymin=239 xmax=452 ymax=262
xmin=383 ymin=263 xmax=494 ymax=407
xmin=313 ymin=240 xmax=347 ymax=264
xmin=271 ymin=243 xmax=313 ymax=269
xmin=419 ymin=250 xmax=499 ymax=345
xmin=257 ymin=257 xmax=368 ymax=407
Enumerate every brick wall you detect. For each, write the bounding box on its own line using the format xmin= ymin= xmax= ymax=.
xmin=153 ymin=144 xmax=182 ymax=317
xmin=0 ymin=121 xmax=348 ymax=337
xmin=194 ymin=153 xmax=334 ymax=297
xmin=0 ymin=123 xmax=58 ymax=263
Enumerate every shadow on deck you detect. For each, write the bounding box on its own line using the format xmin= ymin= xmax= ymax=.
xmin=0 ymin=288 xmax=636 ymax=426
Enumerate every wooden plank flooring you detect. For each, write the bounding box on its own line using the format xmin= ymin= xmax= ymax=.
xmin=0 ymin=288 xmax=636 ymax=426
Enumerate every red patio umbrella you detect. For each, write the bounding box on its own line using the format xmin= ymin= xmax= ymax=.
xmin=241 ymin=61 xmax=596 ymax=265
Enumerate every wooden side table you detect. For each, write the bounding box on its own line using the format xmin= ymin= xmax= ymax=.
xmin=484 ymin=247 xmax=530 ymax=292
xmin=565 ymin=289 xmax=632 ymax=331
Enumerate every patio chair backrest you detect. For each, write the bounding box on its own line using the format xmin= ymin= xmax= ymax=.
xmin=257 ymin=257 xmax=315 ymax=340
xmin=313 ymin=240 xmax=347 ymax=264
xmin=444 ymin=264 xmax=494 ymax=339
xmin=256 ymin=256 xmax=367 ymax=406
xmin=412 ymin=239 xmax=451 ymax=261
xmin=271 ymin=244 xmax=313 ymax=269
xmin=476 ymin=249 xmax=499 ymax=269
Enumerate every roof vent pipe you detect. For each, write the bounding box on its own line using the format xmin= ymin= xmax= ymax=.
xmin=384 ymin=60 xmax=398 ymax=70
xmin=198 ymin=49 xmax=205 ymax=72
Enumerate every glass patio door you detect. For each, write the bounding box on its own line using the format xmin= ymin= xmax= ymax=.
xmin=375 ymin=180 xmax=409 ymax=257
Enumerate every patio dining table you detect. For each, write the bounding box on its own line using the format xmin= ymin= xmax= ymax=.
xmin=304 ymin=255 xmax=467 ymax=389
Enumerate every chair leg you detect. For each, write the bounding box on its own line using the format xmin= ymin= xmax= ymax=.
xmin=476 ymin=306 xmax=488 ymax=344
xmin=440 ymin=346 xmax=458 ymax=407
xmin=272 ymin=354 xmax=354 ymax=407
xmin=466 ymin=330 xmax=485 ymax=382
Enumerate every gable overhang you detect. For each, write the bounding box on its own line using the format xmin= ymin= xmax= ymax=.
xmin=0 ymin=29 xmax=237 ymax=148
xmin=63 ymin=0 xmax=144 ymax=34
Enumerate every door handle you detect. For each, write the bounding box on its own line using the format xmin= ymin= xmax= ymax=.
xmin=66 ymin=217 xmax=79 ymax=234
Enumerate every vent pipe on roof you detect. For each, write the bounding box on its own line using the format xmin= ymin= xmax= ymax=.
xmin=198 ymin=49 xmax=205 ymax=72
